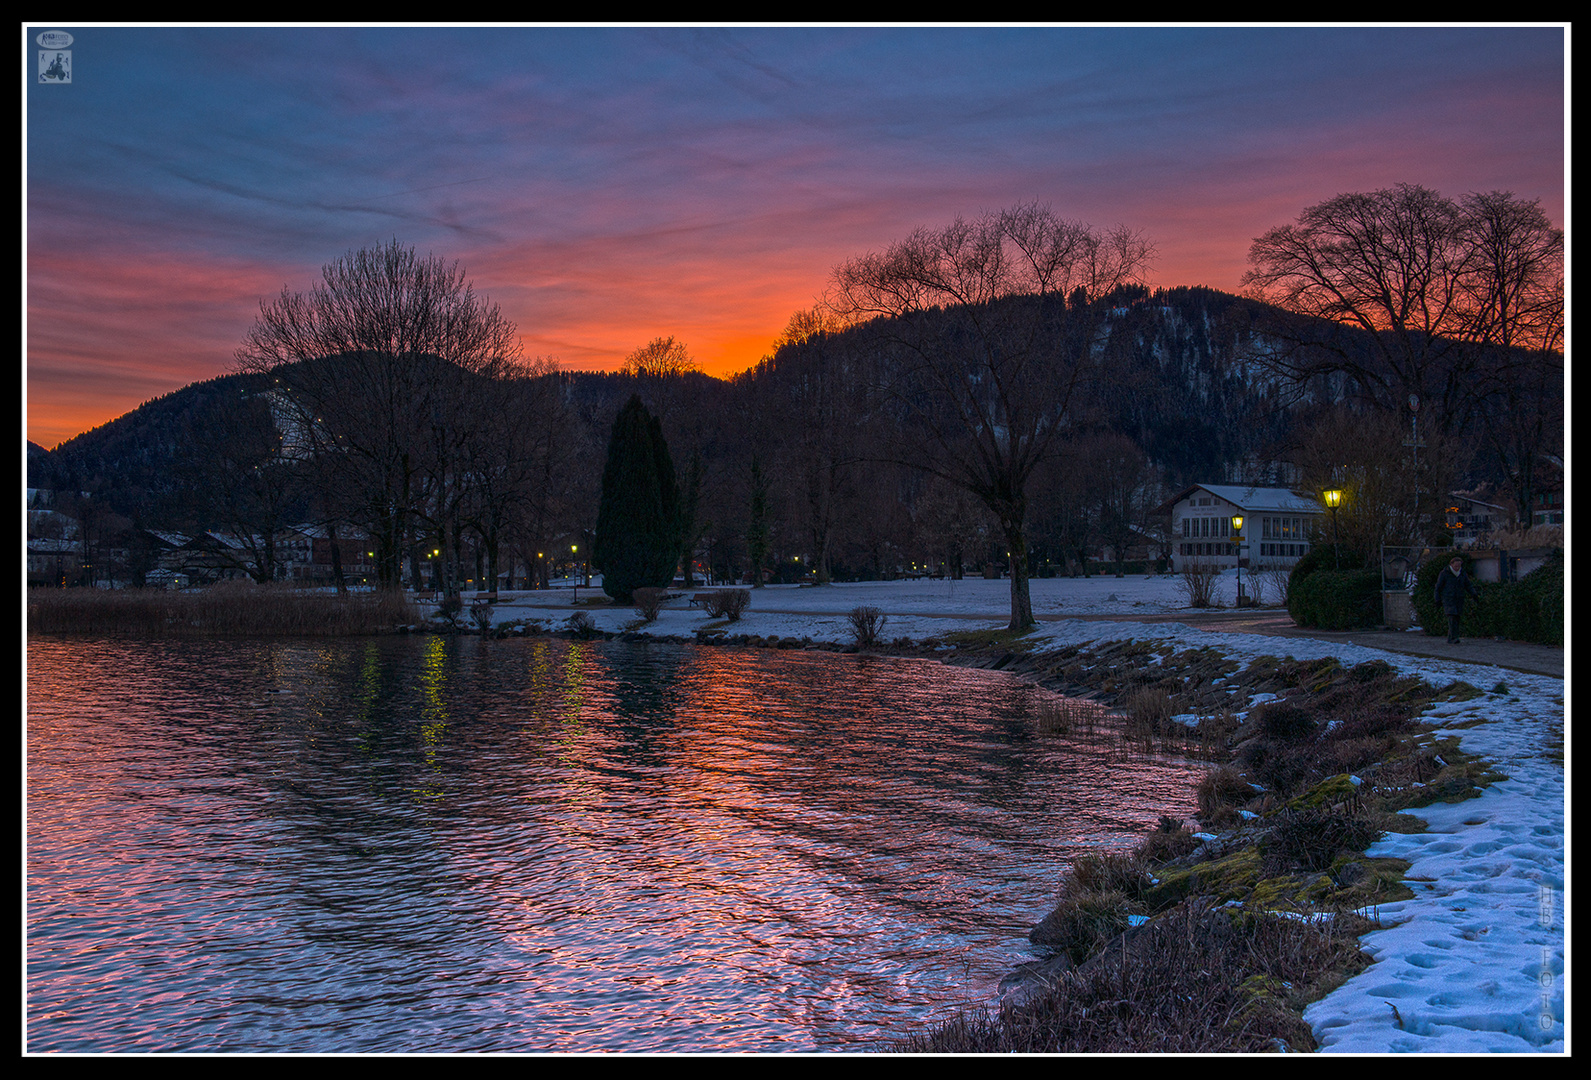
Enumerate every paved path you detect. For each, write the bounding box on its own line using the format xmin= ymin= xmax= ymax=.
xmin=1072 ymin=609 xmax=1563 ymax=678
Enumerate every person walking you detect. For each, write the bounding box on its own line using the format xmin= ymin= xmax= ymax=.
xmin=1433 ymin=555 xmax=1479 ymax=644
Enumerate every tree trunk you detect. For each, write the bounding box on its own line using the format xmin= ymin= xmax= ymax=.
xmin=1002 ymin=521 xmax=1035 ymax=631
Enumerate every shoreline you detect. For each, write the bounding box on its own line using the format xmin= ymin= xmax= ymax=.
xmin=26 ymin=580 xmax=1565 ymax=1051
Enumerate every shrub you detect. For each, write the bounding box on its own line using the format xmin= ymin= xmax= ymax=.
xmin=1509 ymin=552 xmax=1563 ymax=646
xmin=1029 ymin=889 xmax=1135 ymax=964
xmin=435 ymin=593 xmax=466 ymax=632
xmin=1034 ymin=697 xmax=1107 ymax=734
xmin=1254 ymin=563 xmax=1292 ymax=606
xmin=1251 ymin=700 xmax=1318 ymax=742
xmin=1197 ymin=765 xmax=1254 ymax=815
xmin=704 ymin=588 xmax=750 ymax=621
xmin=565 ymin=611 xmax=599 ymax=639
xmin=847 ymin=605 xmax=888 ymax=647
xmin=1177 ymin=560 xmax=1220 ymax=608
xmin=1070 ymin=852 xmax=1154 ymax=897
xmin=1136 ymin=816 xmax=1199 ymax=862
xmin=910 ymin=899 xmax=1374 ymax=1053
xmin=468 ymin=598 xmax=495 ymax=634
xmin=632 ymin=586 xmax=666 ymax=622
xmin=1122 ymin=687 xmax=1174 ymax=728
xmin=1411 ymin=550 xmax=1562 ymax=645
xmin=1261 ymin=807 xmax=1384 ymax=874
xmin=1286 ymin=542 xmax=1366 ymax=597
xmin=1287 ymin=568 xmax=1380 ymax=630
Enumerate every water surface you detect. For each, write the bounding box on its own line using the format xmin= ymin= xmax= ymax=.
xmin=27 ymin=635 xmax=1205 ymax=1053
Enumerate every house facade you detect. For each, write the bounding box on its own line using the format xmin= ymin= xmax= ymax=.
xmin=1160 ymin=484 xmax=1325 ymax=574
xmin=1443 ymin=493 xmax=1508 ymax=546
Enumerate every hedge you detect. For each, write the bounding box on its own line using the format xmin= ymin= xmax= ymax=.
xmin=1287 ymin=568 xmax=1382 ymax=630
xmin=1412 ymin=550 xmax=1562 ymax=646
xmin=1286 ymin=543 xmax=1380 ymax=630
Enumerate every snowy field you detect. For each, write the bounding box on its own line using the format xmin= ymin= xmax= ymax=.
xmin=453 ymin=573 xmax=1569 ymax=1054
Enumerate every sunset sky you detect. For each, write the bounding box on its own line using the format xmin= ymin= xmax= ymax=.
xmin=24 ymin=24 xmax=1565 ymax=450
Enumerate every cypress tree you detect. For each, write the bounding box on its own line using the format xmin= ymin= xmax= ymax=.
xmin=592 ymin=395 xmax=680 ymax=602
xmin=747 ymin=453 xmax=770 ymax=587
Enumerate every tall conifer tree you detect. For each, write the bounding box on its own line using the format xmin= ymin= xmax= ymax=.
xmin=592 ymin=395 xmax=680 ymax=602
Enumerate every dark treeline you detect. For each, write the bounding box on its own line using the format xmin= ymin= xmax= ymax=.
xmin=31 ymin=192 xmax=1561 ymax=618
xmin=32 ymin=282 xmax=1557 ymax=597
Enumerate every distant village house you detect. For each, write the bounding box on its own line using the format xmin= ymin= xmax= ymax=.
xmin=1159 ymin=484 xmax=1325 ymax=574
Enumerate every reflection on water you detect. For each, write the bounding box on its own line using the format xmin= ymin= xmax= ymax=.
xmin=27 ymin=636 xmax=1206 ymax=1053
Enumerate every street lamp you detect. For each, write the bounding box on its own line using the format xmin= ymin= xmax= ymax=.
xmin=571 ymin=543 xmax=579 ymax=603
xmin=1231 ymin=515 xmax=1245 ymax=607
xmin=1322 ymin=489 xmax=1343 ymax=568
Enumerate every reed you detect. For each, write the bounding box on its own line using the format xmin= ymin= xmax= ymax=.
xmin=26 ymin=582 xmax=417 ymax=637
xmin=1033 ymin=696 xmax=1106 ymax=734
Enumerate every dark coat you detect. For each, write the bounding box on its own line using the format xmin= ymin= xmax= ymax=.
xmin=1434 ymin=565 xmax=1478 ymax=615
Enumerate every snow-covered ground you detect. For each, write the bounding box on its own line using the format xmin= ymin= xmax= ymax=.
xmin=456 ymin=573 xmax=1568 ymax=1053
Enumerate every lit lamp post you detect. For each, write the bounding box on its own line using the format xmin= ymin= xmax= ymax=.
xmin=1231 ymin=515 xmax=1244 ymax=607
xmin=1322 ymin=489 xmax=1343 ymax=569
xmin=571 ymin=543 xmax=579 ymax=604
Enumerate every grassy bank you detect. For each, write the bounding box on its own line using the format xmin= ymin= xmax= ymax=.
xmin=898 ymin=638 xmax=1503 ymax=1053
xmin=26 ymin=582 xmax=418 ymax=637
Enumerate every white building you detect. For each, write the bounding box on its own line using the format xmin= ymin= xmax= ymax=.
xmin=1159 ymin=484 xmax=1325 ymax=573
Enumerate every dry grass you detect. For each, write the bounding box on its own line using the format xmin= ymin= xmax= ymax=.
xmin=27 ymin=582 xmax=417 ymax=637
xmin=1473 ymin=524 xmax=1562 ymax=549
xmin=899 ymin=899 xmax=1374 ymax=1053
xmin=1033 ymin=696 xmax=1107 ymax=734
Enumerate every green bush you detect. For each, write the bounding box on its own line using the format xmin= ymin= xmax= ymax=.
xmin=1287 ymin=542 xmax=1368 ymax=589
xmin=1288 ymin=568 xmax=1381 ymax=630
xmin=1413 ymin=550 xmax=1562 ymax=645
xmin=1512 ymin=554 xmax=1564 ymax=646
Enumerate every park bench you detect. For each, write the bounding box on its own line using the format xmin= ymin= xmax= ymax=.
xmin=689 ymin=592 xmax=715 ymax=608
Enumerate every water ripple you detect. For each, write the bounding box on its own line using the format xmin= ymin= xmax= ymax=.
xmin=28 ymin=636 xmax=1206 ymax=1053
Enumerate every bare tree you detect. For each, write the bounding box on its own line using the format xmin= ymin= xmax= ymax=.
xmin=169 ymin=386 xmax=307 ymax=584
xmin=1243 ymin=184 xmax=1561 ymax=435
xmin=755 ymin=306 xmax=874 ymax=584
xmin=235 ymin=240 xmax=521 ymax=591
xmin=1459 ymin=191 xmax=1564 ymax=525
xmin=1242 ymin=184 xmax=1476 ymax=429
xmin=828 ymin=202 xmax=1153 ymax=629
xmin=1457 ymin=191 xmax=1564 ymax=354
xmin=1080 ymin=432 xmax=1158 ymax=577
xmin=620 ymin=335 xmax=699 ymax=379
xmin=1244 ymin=184 xmax=1562 ymax=537
xmin=1289 ymin=406 xmax=1435 ymax=556
xmin=458 ymin=356 xmax=564 ymax=594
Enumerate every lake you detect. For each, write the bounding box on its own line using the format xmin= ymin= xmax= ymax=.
xmin=26 ymin=634 xmax=1206 ymax=1053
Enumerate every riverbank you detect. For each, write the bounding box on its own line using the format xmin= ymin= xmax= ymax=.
xmin=895 ymin=638 xmax=1512 ymax=1051
xmin=26 ymin=581 xmax=418 ymax=636
xmin=475 ymin=578 xmax=1563 ymax=1053
xmin=26 ymin=575 xmax=1566 ymax=1051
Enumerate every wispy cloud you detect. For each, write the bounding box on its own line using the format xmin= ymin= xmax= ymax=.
xmin=24 ymin=24 xmax=1564 ymax=447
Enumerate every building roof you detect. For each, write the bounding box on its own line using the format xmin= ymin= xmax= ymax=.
xmin=1158 ymin=484 xmax=1324 ymax=516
